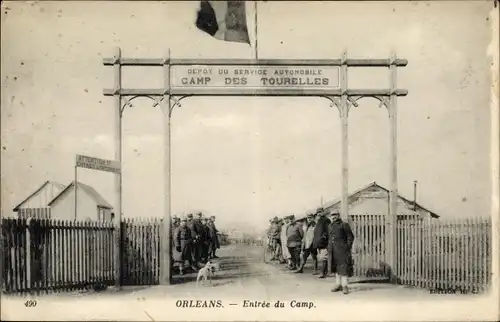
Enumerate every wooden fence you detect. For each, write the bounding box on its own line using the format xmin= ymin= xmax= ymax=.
xmin=1 ymin=218 xmax=114 ymax=294
xmin=348 ymin=215 xmax=492 ymax=293
xmin=396 ymin=217 xmax=491 ymax=293
xmin=120 ymin=218 xmax=161 ymax=286
xmin=17 ymin=208 xmax=51 ymax=220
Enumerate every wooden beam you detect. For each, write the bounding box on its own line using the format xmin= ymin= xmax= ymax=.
xmin=102 ymin=88 xmax=409 ymax=97
xmin=103 ymin=57 xmax=408 ymax=67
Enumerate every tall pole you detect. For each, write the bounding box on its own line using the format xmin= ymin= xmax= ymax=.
xmin=340 ymin=50 xmax=349 ymax=221
xmin=254 ymin=1 xmax=258 ymax=59
xmin=74 ymin=166 xmax=78 ymax=220
xmin=160 ymin=51 xmax=172 ymax=285
xmin=113 ymin=46 xmax=122 ymax=288
xmin=387 ymin=51 xmax=398 ymax=281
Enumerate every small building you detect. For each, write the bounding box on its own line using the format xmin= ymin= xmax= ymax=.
xmin=12 ymin=181 xmax=66 ymax=219
xmin=47 ymin=181 xmax=114 ymax=221
xmin=298 ymin=181 xmax=439 ymax=221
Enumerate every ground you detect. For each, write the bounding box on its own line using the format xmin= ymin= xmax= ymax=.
xmin=1 ymin=244 xmax=494 ymax=321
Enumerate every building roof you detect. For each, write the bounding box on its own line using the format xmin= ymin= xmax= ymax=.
xmin=296 ymin=181 xmax=439 ymax=221
xmin=13 ymin=181 xmax=66 ymax=211
xmin=47 ymin=181 xmax=113 ymax=209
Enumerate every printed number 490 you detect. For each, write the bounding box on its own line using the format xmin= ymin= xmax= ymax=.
xmin=24 ymin=300 xmax=37 ymax=307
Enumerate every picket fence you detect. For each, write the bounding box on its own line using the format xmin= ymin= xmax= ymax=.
xmin=1 ymin=217 xmax=164 ymax=294
xmin=1 ymin=218 xmax=114 ymax=294
xmin=349 ymin=215 xmax=492 ymax=293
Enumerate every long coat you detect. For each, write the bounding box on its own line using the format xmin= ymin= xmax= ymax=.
xmin=173 ymin=225 xmax=194 ymax=261
xmin=280 ymin=223 xmax=291 ymax=259
xmin=171 ymin=224 xmax=182 ymax=262
xmin=328 ymin=218 xmax=355 ymax=277
xmin=303 ymin=222 xmax=316 ymax=250
xmin=208 ymin=221 xmax=220 ymax=249
xmin=312 ymin=216 xmax=331 ymax=249
xmin=287 ymin=222 xmax=304 ymax=248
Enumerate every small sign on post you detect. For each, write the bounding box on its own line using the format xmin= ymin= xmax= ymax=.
xmin=74 ymin=154 xmax=121 ymax=221
xmin=76 ymin=154 xmax=121 ymax=174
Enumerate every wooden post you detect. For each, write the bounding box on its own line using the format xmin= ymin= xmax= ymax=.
xmin=386 ymin=52 xmax=399 ymax=281
xmin=113 ymin=46 xmax=122 ymax=288
xmin=74 ymin=166 xmax=78 ymax=220
xmin=340 ymin=50 xmax=349 ymax=221
xmin=160 ymin=52 xmax=172 ymax=285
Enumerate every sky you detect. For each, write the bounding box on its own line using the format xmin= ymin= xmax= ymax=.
xmin=1 ymin=1 xmax=497 ymax=233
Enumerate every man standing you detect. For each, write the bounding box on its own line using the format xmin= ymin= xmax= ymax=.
xmin=173 ymin=217 xmax=197 ymax=275
xmin=295 ymin=213 xmax=318 ymax=274
xmin=186 ymin=213 xmax=200 ymax=268
xmin=280 ymin=217 xmax=292 ymax=268
xmin=286 ymin=215 xmax=303 ymax=270
xmin=328 ymin=211 xmax=355 ymax=294
xmin=200 ymin=217 xmax=211 ymax=262
xmin=312 ymin=207 xmax=331 ymax=278
xmin=268 ymin=217 xmax=281 ymax=261
xmin=208 ymin=216 xmax=220 ymax=258
xmin=194 ymin=212 xmax=206 ymax=263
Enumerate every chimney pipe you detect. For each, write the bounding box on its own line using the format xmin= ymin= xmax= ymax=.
xmin=413 ymin=180 xmax=418 ymax=211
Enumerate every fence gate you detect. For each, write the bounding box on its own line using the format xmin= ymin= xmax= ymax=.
xmin=120 ymin=219 xmax=161 ymax=286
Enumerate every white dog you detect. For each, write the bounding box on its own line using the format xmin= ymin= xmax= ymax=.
xmin=196 ymin=261 xmax=220 ymax=287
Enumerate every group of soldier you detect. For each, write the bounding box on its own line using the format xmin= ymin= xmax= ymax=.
xmin=171 ymin=212 xmax=220 ymax=275
xmin=267 ymin=207 xmax=355 ymax=294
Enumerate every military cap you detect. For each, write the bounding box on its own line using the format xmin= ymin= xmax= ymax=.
xmin=316 ymin=207 xmax=325 ymax=214
xmin=172 ymin=215 xmax=179 ymax=220
xmin=187 ymin=213 xmax=193 ymax=218
xmin=331 ymin=210 xmax=341 ymax=216
xmin=180 ymin=217 xmax=187 ymax=222
xmin=307 ymin=213 xmax=315 ymax=218
xmin=210 ymin=215 xmax=216 ymax=219
xmin=196 ymin=212 xmax=203 ymax=216
xmin=201 ymin=217 xmax=208 ymax=222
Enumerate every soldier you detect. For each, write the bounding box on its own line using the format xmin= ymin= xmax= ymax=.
xmin=280 ymin=217 xmax=292 ymax=267
xmin=286 ymin=215 xmax=303 ymax=270
xmin=312 ymin=207 xmax=331 ymax=278
xmin=268 ymin=216 xmax=281 ymax=261
xmin=193 ymin=212 xmax=206 ymax=264
xmin=208 ymin=216 xmax=220 ymax=258
xmin=328 ymin=211 xmax=355 ymax=294
xmin=201 ymin=217 xmax=211 ymax=262
xmin=171 ymin=215 xmax=182 ymax=272
xmin=173 ymin=217 xmax=197 ymax=275
xmin=296 ymin=213 xmax=318 ymax=274
xmin=186 ymin=213 xmax=200 ymax=268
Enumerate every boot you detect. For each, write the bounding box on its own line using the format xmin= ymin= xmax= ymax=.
xmin=312 ymin=258 xmax=318 ymax=275
xmin=331 ymin=274 xmax=341 ymax=292
xmin=318 ymin=260 xmax=327 ymax=278
xmin=342 ymin=286 xmax=349 ymax=294
xmin=295 ymin=259 xmax=305 ymax=273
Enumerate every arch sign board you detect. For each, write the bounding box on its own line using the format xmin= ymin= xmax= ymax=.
xmin=171 ymin=65 xmax=340 ymax=94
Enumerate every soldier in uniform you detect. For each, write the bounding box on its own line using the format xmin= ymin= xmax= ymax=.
xmin=280 ymin=216 xmax=292 ymax=267
xmin=208 ymin=216 xmax=220 ymax=258
xmin=286 ymin=215 xmax=303 ymax=270
xmin=268 ymin=216 xmax=281 ymax=261
xmin=312 ymin=207 xmax=331 ymax=278
xmin=295 ymin=213 xmax=318 ymax=274
xmin=200 ymin=217 xmax=211 ymax=262
xmin=328 ymin=211 xmax=355 ymax=294
xmin=194 ymin=212 xmax=206 ymax=263
xmin=173 ymin=217 xmax=196 ymax=275
xmin=186 ymin=213 xmax=200 ymax=268
xmin=171 ymin=215 xmax=181 ymax=272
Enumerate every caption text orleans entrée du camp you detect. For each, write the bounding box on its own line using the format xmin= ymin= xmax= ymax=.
xmin=175 ymin=300 xmax=316 ymax=309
